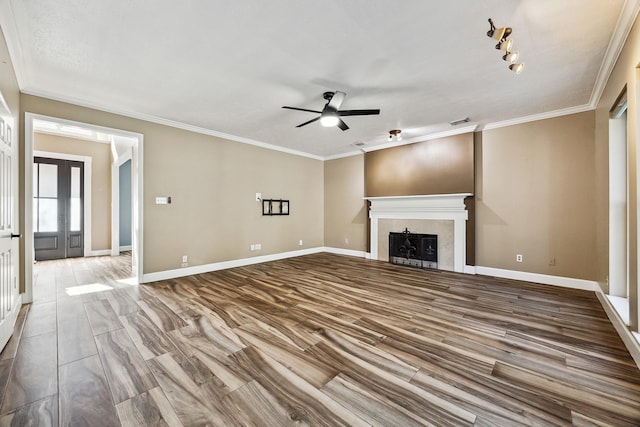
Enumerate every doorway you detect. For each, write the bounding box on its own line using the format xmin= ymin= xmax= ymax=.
xmin=33 ymin=156 xmax=84 ymax=261
xmin=24 ymin=113 xmax=144 ymax=304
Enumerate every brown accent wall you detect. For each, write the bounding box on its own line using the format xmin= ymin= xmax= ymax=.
xmin=20 ymin=95 xmax=324 ymax=275
xmin=324 ymin=154 xmax=367 ymax=252
xmin=34 ymin=132 xmax=112 ymax=251
xmin=365 ymin=133 xmax=474 ymax=197
xmin=476 ymin=111 xmax=596 ymax=280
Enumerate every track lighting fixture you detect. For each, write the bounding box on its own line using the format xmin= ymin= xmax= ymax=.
xmin=388 ymin=129 xmax=402 ymax=141
xmin=487 ymin=18 xmax=512 ymax=41
xmin=509 ymin=63 xmax=525 ymax=74
xmin=502 ymin=51 xmax=519 ymax=63
xmin=487 ymin=18 xmax=525 ymax=74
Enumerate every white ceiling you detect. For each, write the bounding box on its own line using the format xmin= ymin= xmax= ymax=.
xmin=1 ymin=0 xmax=637 ymax=159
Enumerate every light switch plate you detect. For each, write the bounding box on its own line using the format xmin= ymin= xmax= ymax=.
xmin=156 ymin=196 xmax=169 ymax=205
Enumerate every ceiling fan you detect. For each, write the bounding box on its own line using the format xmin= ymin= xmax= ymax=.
xmin=282 ymin=91 xmax=380 ymax=131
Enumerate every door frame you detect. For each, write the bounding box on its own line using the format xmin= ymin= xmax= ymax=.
xmin=24 ymin=113 xmax=144 ymax=303
xmin=34 ymin=151 xmax=92 ymax=258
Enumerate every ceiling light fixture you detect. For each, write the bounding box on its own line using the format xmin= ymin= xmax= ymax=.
xmin=509 ymin=63 xmax=525 ymax=74
xmin=487 ymin=18 xmax=525 ymax=74
xmin=502 ymin=51 xmax=519 ymax=63
xmin=320 ymin=110 xmax=339 ymax=127
xmin=487 ymin=18 xmax=512 ymax=41
xmin=388 ymin=129 xmax=402 ymax=141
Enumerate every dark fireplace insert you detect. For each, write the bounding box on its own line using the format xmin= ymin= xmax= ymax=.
xmin=389 ymin=228 xmax=438 ymax=269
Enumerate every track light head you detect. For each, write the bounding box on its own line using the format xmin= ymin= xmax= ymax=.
xmin=487 ymin=18 xmax=512 ymax=41
xmin=496 ymin=38 xmax=513 ymax=51
xmin=502 ymin=51 xmax=519 ymax=63
xmin=509 ymin=63 xmax=525 ymax=74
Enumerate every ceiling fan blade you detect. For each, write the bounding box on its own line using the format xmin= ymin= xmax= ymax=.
xmin=338 ymin=109 xmax=381 ymax=116
xmin=337 ymin=119 xmax=349 ymax=131
xmin=327 ymin=91 xmax=346 ymax=110
xmin=282 ymin=106 xmax=322 ymax=114
xmin=296 ymin=116 xmax=321 ymax=128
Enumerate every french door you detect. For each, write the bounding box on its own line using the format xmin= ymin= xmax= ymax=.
xmin=33 ymin=157 xmax=84 ymax=261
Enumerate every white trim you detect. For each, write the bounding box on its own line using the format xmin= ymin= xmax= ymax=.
xmin=142 ymin=247 xmax=327 ymax=283
xmin=0 ymin=294 xmax=22 ymax=350
xmin=464 ymin=265 xmax=477 ymax=274
xmin=34 ymin=150 xmax=92 ymax=257
xmin=475 ymin=266 xmax=600 ymax=292
xmin=87 ymin=249 xmax=111 ymax=257
xmin=323 ymin=247 xmax=368 ymax=258
xmin=120 ymin=245 xmax=132 ymax=252
xmin=361 ymin=125 xmax=479 ymax=153
xmin=366 ymin=194 xmax=472 ymax=273
xmin=597 ymin=291 xmax=640 ymax=369
xmin=111 ymin=161 xmax=119 ymax=257
xmin=482 ymin=104 xmax=594 ymax=131
xmin=323 ymin=150 xmax=364 ymax=161
xmin=589 ymin=0 xmax=640 ymax=107
xmin=20 ymin=89 xmax=324 ymax=162
xmin=25 ymin=113 xmax=145 ymax=295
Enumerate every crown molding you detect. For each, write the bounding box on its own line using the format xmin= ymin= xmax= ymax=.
xmin=361 ymin=124 xmax=480 ymax=153
xmin=482 ymin=104 xmax=594 ymax=131
xmin=21 ymin=88 xmax=325 ymax=161
xmin=589 ymin=0 xmax=640 ymax=108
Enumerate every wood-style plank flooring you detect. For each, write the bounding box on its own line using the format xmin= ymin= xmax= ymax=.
xmin=0 ymin=252 xmax=639 ymax=426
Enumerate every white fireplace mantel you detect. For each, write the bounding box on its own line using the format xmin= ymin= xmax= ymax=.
xmin=366 ymin=193 xmax=472 ymax=272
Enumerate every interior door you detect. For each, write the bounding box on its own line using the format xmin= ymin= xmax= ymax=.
xmin=34 ymin=157 xmax=84 ymax=261
xmin=0 ymin=113 xmax=20 ymax=352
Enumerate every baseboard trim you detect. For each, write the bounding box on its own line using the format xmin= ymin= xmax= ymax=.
xmin=142 ymin=247 xmax=328 ymax=283
xmin=87 ymin=250 xmax=112 ymax=257
xmin=120 ymin=245 xmax=132 ymax=252
xmin=322 ymin=247 xmax=368 ymax=258
xmin=596 ymin=291 xmax=640 ymax=369
xmin=464 ymin=265 xmax=477 ymax=274
xmin=475 ymin=266 xmax=600 ymax=292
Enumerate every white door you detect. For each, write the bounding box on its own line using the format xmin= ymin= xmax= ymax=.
xmin=0 ymin=106 xmax=20 ymax=352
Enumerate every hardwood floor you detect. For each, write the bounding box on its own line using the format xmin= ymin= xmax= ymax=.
xmin=0 ymin=252 xmax=639 ymax=426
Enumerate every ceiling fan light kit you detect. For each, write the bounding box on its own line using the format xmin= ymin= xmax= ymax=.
xmin=282 ymin=91 xmax=380 ymax=131
xmin=487 ymin=18 xmax=525 ymax=74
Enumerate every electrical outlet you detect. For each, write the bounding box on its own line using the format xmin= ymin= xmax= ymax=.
xmin=299 ymin=240 xmax=303 ymax=246
xmin=345 ymin=237 xmax=349 ymax=244
xmin=250 ymin=244 xmax=255 ymax=251
xmin=516 ymin=254 xmax=523 ymax=262
xmin=256 ymin=243 xmax=261 ymax=250
xmin=182 ymin=255 xmax=188 ymax=263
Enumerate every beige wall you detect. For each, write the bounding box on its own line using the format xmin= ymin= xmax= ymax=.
xmin=34 ymin=132 xmax=112 ymax=251
xmin=20 ymin=95 xmax=324 ymax=275
xmin=595 ymin=14 xmax=640 ymax=328
xmin=476 ymin=112 xmax=596 ymax=280
xmin=324 ymin=155 xmax=367 ymax=251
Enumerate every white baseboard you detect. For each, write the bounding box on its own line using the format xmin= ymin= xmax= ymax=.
xmin=141 ymin=246 xmax=370 ymax=283
xmin=87 ymin=249 xmax=112 ymax=257
xmin=120 ymin=245 xmax=132 ymax=251
xmin=0 ymin=294 xmax=22 ymax=351
xmin=322 ymin=247 xmax=368 ymax=258
xmin=596 ymin=291 xmax=640 ymax=369
xmin=464 ymin=265 xmax=477 ymax=274
xmin=475 ymin=266 xmax=600 ymax=292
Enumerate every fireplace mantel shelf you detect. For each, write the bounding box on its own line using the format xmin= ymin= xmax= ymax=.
xmin=366 ymin=193 xmax=472 ymax=273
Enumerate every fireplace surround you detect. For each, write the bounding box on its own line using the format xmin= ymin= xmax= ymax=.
xmin=366 ymin=193 xmax=472 ymax=273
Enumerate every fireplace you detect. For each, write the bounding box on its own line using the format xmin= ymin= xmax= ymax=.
xmin=366 ymin=193 xmax=471 ymax=273
xmin=389 ymin=229 xmax=438 ymax=269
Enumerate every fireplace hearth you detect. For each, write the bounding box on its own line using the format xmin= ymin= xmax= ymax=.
xmin=389 ymin=228 xmax=437 ymax=269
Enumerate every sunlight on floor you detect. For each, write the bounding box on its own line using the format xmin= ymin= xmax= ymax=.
xmin=116 ymin=277 xmax=138 ymax=286
xmin=65 ymin=283 xmax=113 ymax=296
